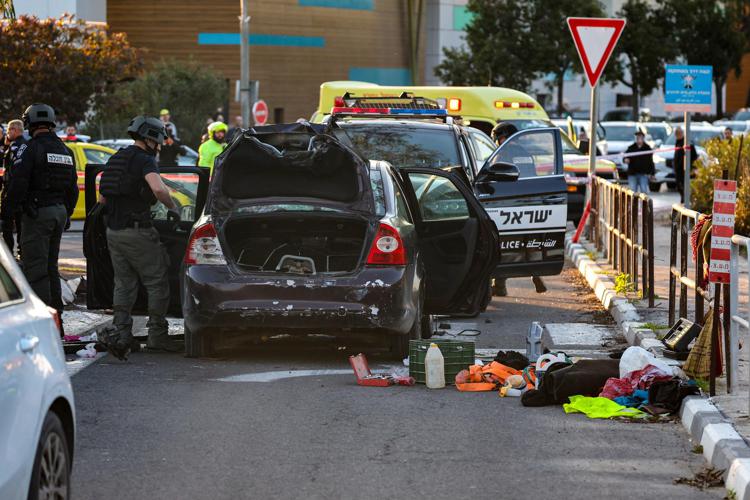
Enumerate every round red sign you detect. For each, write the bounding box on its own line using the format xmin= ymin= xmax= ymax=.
xmin=252 ymin=100 xmax=269 ymax=126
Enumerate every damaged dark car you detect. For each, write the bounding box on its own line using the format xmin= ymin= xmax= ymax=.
xmin=180 ymin=123 xmax=498 ymax=357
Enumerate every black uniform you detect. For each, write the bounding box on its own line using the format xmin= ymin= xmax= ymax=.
xmin=158 ymin=140 xmax=187 ymax=167
xmin=1 ymin=135 xmax=27 ymax=254
xmin=6 ymin=131 xmax=78 ymax=311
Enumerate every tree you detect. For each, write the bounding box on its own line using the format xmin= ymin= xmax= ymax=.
xmin=0 ymin=15 xmax=142 ymax=123
xmin=89 ymin=59 xmax=227 ymax=148
xmin=660 ymin=0 xmax=747 ymax=116
xmin=529 ymin=0 xmax=606 ymax=115
xmin=434 ymin=0 xmax=538 ymax=91
xmin=1 ymin=0 xmax=15 ymax=19
xmin=603 ymin=0 xmax=677 ymax=119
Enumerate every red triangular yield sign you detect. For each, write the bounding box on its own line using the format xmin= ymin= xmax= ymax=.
xmin=567 ymin=17 xmax=626 ymax=87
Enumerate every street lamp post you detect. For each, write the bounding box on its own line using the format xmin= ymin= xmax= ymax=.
xmin=240 ymin=0 xmax=250 ymax=127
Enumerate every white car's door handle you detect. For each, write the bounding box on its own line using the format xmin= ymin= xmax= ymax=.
xmin=19 ymin=335 xmax=40 ymax=353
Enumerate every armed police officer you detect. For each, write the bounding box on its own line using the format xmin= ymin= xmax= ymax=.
xmin=98 ymin=116 xmax=181 ymax=359
xmin=6 ymin=104 xmax=78 ymax=325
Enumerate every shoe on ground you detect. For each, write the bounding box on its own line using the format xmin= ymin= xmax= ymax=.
xmin=494 ymin=283 xmax=508 ymax=297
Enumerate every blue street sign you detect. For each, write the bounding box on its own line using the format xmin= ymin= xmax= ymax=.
xmin=664 ymin=65 xmax=713 ymax=113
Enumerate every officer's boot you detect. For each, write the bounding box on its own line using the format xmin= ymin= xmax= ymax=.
xmin=98 ymin=309 xmax=134 ymax=361
xmin=145 ymin=314 xmax=182 ymax=353
xmin=493 ymin=278 xmax=508 ymax=297
xmin=532 ymin=276 xmax=547 ymax=294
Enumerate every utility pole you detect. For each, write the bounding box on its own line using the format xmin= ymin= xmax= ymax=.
xmin=240 ymin=0 xmax=251 ymax=127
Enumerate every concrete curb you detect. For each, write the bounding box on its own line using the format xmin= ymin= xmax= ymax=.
xmin=566 ymin=237 xmax=750 ymax=499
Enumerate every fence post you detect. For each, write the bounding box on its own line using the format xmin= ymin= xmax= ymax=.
xmin=669 ymin=207 xmax=678 ymax=326
xmin=647 ymin=198 xmax=655 ymax=307
xmin=679 ymin=212 xmax=689 ymax=321
xmin=631 ymin=193 xmax=638 ymax=291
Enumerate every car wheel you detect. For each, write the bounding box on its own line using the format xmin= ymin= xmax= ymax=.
xmin=390 ymin=287 xmax=425 ymax=359
xmin=28 ymin=412 xmax=71 ymax=500
xmin=479 ymin=278 xmax=493 ymax=313
xmin=649 ymin=182 xmax=662 ymax=192
xmin=184 ymin=324 xmax=213 ymax=358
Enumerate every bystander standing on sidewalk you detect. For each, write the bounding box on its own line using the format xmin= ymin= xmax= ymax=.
xmin=673 ymin=126 xmax=697 ymax=203
xmin=1 ymin=119 xmax=27 ymax=257
xmin=623 ymin=130 xmax=654 ymax=194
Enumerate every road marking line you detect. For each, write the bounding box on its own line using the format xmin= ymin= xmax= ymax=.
xmin=215 ymin=366 xmax=403 ymax=383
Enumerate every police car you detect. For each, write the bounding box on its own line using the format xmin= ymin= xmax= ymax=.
xmin=324 ymin=96 xmax=568 ymax=281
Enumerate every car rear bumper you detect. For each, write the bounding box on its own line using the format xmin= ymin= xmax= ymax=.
xmin=182 ymin=264 xmax=418 ymax=335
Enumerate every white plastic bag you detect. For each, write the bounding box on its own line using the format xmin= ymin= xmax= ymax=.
xmin=619 ymin=346 xmax=673 ymax=378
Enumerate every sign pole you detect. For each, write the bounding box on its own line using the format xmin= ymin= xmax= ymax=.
xmin=240 ymin=0 xmax=251 ymax=127
xmin=586 ymin=83 xmax=599 ymax=205
xmin=684 ymin=112 xmax=691 ymax=209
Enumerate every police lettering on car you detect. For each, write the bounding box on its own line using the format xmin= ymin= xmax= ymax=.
xmin=5 ymin=104 xmax=78 ymax=331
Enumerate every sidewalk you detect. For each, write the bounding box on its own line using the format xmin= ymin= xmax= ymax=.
xmin=568 ymin=191 xmax=750 ymax=498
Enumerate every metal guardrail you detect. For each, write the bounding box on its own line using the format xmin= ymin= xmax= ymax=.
xmin=590 ymin=177 xmax=655 ymax=307
xmin=668 ymin=204 xmax=710 ymax=327
xmin=730 ymin=235 xmax=749 ymax=398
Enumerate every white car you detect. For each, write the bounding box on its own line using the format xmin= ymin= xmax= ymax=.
xmin=0 ymin=241 xmax=75 ymax=500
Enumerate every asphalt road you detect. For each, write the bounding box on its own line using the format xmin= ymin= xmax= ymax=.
xmin=68 ymin=266 xmax=722 ymax=500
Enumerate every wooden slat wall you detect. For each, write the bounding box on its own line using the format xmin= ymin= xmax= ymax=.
xmin=107 ymin=0 xmax=416 ymax=122
xmin=726 ymin=53 xmax=750 ymax=113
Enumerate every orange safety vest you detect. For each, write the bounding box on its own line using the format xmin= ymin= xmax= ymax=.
xmin=455 ymin=362 xmax=535 ymax=392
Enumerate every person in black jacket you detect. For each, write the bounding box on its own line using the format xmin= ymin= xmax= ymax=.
xmin=673 ymin=127 xmax=697 ymax=203
xmin=6 ymin=104 xmax=78 ymax=325
xmin=1 ymin=119 xmax=27 ymax=257
xmin=623 ymin=130 xmax=654 ymax=193
xmin=158 ymin=124 xmax=187 ymax=167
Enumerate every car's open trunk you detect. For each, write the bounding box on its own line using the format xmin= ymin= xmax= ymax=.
xmin=222 ymin=213 xmax=371 ymax=275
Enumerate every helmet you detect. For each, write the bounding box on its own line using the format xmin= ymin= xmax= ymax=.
xmin=160 ymin=108 xmax=170 ymax=116
xmin=23 ymin=103 xmax=56 ymax=129
xmin=127 ymin=116 xmax=167 ymax=145
xmin=208 ymin=121 xmax=228 ymax=140
xmin=491 ymin=122 xmax=519 ymax=144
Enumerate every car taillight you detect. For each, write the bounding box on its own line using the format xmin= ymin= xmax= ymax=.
xmin=185 ymin=222 xmax=227 ymax=265
xmin=366 ymin=223 xmax=407 ymax=266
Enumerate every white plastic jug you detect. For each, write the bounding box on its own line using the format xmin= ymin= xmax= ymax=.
xmin=425 ymin=343 xmax=445 ymax=389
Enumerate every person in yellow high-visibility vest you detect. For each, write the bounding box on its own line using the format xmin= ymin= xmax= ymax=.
xmin=198 ymin=121 xmax=228 ymax=173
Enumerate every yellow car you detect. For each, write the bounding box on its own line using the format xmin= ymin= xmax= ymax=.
xmin=64 ymin=142 xmax=116 ymax=220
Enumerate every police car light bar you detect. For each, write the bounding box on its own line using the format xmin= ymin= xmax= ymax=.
xmin=331 ymin=107 xmax=448 ymax=116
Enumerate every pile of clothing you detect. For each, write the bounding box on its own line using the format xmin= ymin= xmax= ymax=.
xmin=454 ymin=346 xmax=698 ymax=420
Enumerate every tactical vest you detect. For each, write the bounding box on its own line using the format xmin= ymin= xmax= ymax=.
xmin=31 ymin=138 xmax=75 ymax=207
xmin=100 ymin=147 xmax=158 ymax=206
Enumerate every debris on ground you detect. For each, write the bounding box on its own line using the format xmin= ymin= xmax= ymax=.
xmin=673 ymin=467 xmax=724 ymax=490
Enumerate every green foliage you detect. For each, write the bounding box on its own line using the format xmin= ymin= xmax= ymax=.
xmin=691 ymin=136 xmax=750 ymax=235
xmin=434 ymin=0 xmax=537 ymax=90
xmin=434 ymin=0 xmax=604 ymax=93
xmin=659 ymin=0 xmax=747 ymax=116
xmin=87 ymin=58 xmax=226 ymax=149
xmin=603 ymin=0 xmax=677 ymax=119
xmin=614 ymin=273 xmax=635 ymax=295
xmin=0 ymin=15 xmax=142 ymax=123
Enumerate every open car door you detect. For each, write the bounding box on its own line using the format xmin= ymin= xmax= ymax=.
xmin=475 ymin=128 xmax=567 ymax=278
xmin=83 ymin=164 xmax=210 ymax=313
xmin=399 ymin=168 xmax=498 ymax=316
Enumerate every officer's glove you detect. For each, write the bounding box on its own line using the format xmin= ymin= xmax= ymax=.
xmin=64 ymin=217 xmax=71 ymax=231
xmin=166 ymin=208 xmax=181 ymax=224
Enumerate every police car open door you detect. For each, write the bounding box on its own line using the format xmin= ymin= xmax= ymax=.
xmin=83 ymin=164 xmax=210 ymax=313
xmin=475 ymin=128 xmax=567 ymax=278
